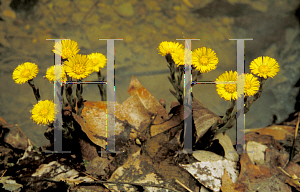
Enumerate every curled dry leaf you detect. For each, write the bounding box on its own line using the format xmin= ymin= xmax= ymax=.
xmin=213 ymin=133 xmax=239 ymax=162
xmin=243 ymin=125 xmax=295 ymax=141
xmin=73 ymin=101 xmax=130 ymax=149
xmin=4 ymin=128 xmax=28 ymax=150
xmin=73 ymin=76 xmax=170 ymax=149
xmin=127 ymin=76 xmax=168 ymax=123
xmin=121 ymin=94 xmax=152 ymax=129
xmin=127 ymin=76 xmax=175 ymax=137
xmin=192 ymin=98 xmax=221 ymax=143
xmin=150 ymin=103 xmax=184 ymax=137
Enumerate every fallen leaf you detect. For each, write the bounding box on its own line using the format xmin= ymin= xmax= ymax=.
xmin=106 ymin=149 xmax=173 ymax=192
xmin=192 ymin=150 xmax=224 ymax=162
xmin=243 ymin=125 xmax=295 ymax=141
xmin=180 ymin=158 xmax=239 ymax=192
xmin=127 ymin=75 xmax=168 ymax=125
xmin=234 ymin=148 xmax=291 ymax=192
xmin=192 ymin=98 xmax=221 ymax=143
xmin=213 ymin=133 xmax=239 ymax=162
xmin=73 ymin=101 xmax=130 ymax=149
xmin=221 ymin=169 xmax=239 ymax=192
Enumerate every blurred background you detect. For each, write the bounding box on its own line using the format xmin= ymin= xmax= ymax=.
xmin=0 ymin=0 xmax=299 ymax=146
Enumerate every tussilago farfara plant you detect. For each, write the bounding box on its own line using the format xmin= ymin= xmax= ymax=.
xmin=157 ymin=41 xmax=280 ymax=145
xmin=12 ymin=40 xmax=107 ymax=147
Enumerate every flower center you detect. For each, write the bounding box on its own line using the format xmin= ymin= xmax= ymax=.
xmin=74 ymin=64 xmax=85 ymax=74
xmin=199 ymin=56 xmax=209 ymax=65
xmin=40 ymin=108 xmax=49 ymax=117
xmin=63 ymin=48 xmax=72 ymax=57
xmin=22 ymin=69 xmax=30 ymax=77
xmin=225 ymin=84 xmax=236 ymax=93
xmin=258 ymin=65 xmax=270 ymax=74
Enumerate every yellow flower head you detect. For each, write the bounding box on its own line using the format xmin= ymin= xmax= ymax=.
xmin=171 ymin=48 xmax=192 ymax=67
xmin=158 ymin=41 xmax=184 ymax=56
xmin=44 ymin=65 xmax=67 ymax=83
xmin=192 ymin=47 xmax=218 ymax=73
xmin=12 ymin=62 xmax=39 ymax=84
xmin=31 ymin=100 xmax=56 ymax=125
xmin=244 ymin=73 xmax=260 ymax=97
xmin=87 ymin=53 xmax=107 ymax=72
xmin=52 ymin=40 xmax=80 ymax=59
xmin=64 ymin=54 xmax=94 ymax=80
xmin=249 ymin=56 xmax=280 ymax=79
xmin=215 ymin=71 xmax=243 ymax=101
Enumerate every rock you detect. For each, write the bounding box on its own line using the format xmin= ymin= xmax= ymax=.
xmin=175 ymin=14 xmax=186 ymax=26
xmin=115 ymin=2 xmax=135 ymax=17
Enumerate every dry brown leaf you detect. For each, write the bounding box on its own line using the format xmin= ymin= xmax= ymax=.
xmin=73 ymin=101 xmax=129 ymax=149
xmin=127 ymin=75 xmax=168 ymax=124
xmin=121 ymin=94 xmax=152 ymax=129
xmin=221 ymin=169 xmax=239 ymax=192
xmin=214 ymin=133 xmax=239 ymax=162
xmin=150 ymin=104 xmax=184 ymax=137
xmin=4 ymin=128 xmax=28 ymax=150
xmin=106 ymin=149 xmax=172 ymax=192
xmin=234 ymin=148 xmax=291 ymax=192
xmin=180 ymin=159 xmax=239 ymax=192
xmin=192 ymin=98 xmax=221 ymax=143
xmin=243 ymin=125 xmax=295 ymax=141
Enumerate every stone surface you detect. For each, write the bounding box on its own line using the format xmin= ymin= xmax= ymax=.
xmin=115 ymin=2 xmax=135 ymax=17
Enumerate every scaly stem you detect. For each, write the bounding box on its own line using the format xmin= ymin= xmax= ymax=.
xmin=27 ymin=79 xmax=41 ymax=102
xmin=166 ymin=54 xmax=184 ymax=105
xmin=97 ymin=70 xmax=107 ymax=101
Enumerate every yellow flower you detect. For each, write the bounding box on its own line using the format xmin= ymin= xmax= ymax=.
xmin=215 ymin=71 xmax=243 ymax=101
xmin=64 ymin=54 xmax=94 ymax=80
xmin=12 ymin=62 xmax=39 ymax=84
xmin=249 ymin=56 xmax=280 ymax=79
xmin=192 ymin=47 xmax=218 ymax=73
xmin=158 ymin=41 xmax=184 ymax=56
xmin=44 ymin=65 xmax=67 ymax=82
xmin=244 ymin=73 xmax=260 ymax=97
xmin=171 ymin=48 xmax=192 ymax=67
xmin=87 ymin=53 xmax=107 ymax=72
xmin=31 ymin=100 xmax=56 ymax=125
xmin=52 ymin=40 xmax=80 ymax=59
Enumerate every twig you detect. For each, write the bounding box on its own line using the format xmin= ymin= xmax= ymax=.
xmin=290 ymin=112 xmax=300 ymax=161
xmin=82 ymin=172 xmax=97 ymax=181
xmin=42 ymin=178 xmax=180 ymax=191
xmin=175 ymin=179 xmax=193 ymax=192
xmin=0 ymin=170 xmax=7 ymax=180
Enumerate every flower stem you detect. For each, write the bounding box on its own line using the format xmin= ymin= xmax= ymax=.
xmin=97 ymin=70 xmax=106 ymax=101
xmin=65 ymin=76 xmax=76 ymax=113
xmin=244 ymin=77 xmax=266 ymax=114
xmin=27 ymin=79 xmax=41 ymax=102
xmin=166 ymin=54 xmax=183 ymax=105
xmin=76 ymin=81 xmax=84 ymax=116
